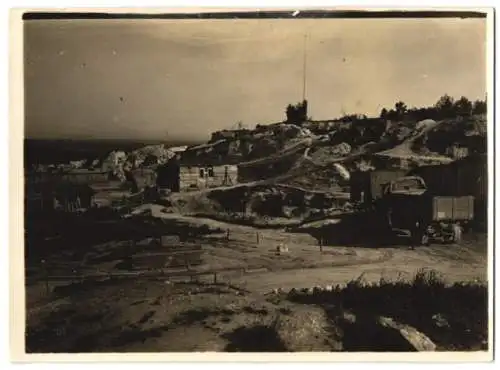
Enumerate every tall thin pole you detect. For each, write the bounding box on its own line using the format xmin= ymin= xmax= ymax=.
xmin=302 ymin=34 xmax=308 ymax=102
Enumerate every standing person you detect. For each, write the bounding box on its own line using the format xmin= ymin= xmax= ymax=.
xmin=410 ymin=219 xmax=428 ymax=249
xmin=409 ymin=221 xmax=419 ymax=250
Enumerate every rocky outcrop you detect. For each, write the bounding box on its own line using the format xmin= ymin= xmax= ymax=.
xmin=128 ymin=144 xmax=176 ymax=167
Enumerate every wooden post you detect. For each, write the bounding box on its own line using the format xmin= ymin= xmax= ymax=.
xmin=213 ymin=272 xmax=217 ymax=284
xmin=319 ymin=237 xmax=323 ymax=253
xmin=256 ymin=232 xmax=260 ymax=245
xmin=226 ymin=229 xmax=230 ymax=242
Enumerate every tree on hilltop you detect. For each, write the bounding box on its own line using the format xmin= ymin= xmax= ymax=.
xmin=472 ymin=99 xmax=487 ymax=115
xmin=395 ymin=101 xmax=408 ymax=118
xmin=454 ymin=96 xmax=473 ymax=117
xmin=285 ymin=100 xmax=308 ymax=126
xmin=435 ymin=94 xmax=455 ymax=118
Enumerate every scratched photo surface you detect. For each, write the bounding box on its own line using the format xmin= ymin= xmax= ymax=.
xmin=23 ymin=12 xmax=489 ymax=354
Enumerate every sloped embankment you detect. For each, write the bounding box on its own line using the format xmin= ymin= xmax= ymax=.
xmin=162 ymin=183 xmax=350 ymax=227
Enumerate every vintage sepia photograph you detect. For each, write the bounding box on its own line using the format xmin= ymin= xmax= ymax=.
xmin=15 ymin=8 xmax=492 ymax=358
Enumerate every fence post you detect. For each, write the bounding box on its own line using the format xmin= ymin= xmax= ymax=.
xmin=213 ymin=272 xmax=217 ymax=284
xmin=319 ymin=237 xmax=323 ymax=253
xmin=256 ymin=232 xmax=260 ymax=245
xmin=226 ymin=229 xmax=230 ymax=242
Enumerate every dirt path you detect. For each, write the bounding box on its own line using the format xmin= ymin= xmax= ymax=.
xmin=238 ymin=137 xmax=314 ymax=167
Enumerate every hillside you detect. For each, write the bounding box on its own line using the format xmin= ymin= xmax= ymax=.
xmin=110 ymin=112 xmax=485 ymax=193
xmin=233 ymin=114 xmax=486 ymax=189
xmin=142 ymin=111 xmax=486 ymax=230
xmin=27 ymin=106 xmax=486 ymax=196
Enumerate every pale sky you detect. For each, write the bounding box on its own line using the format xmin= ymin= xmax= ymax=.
xmin=24 ymin=18 xmax=486 ymax=141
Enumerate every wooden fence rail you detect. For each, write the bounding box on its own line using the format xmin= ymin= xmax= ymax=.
xmin=27 ymin=266 xmax=249 ymax=289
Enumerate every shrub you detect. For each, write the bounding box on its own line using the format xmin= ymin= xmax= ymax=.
xmin=286 ymin=269 xmax=488 ymax=350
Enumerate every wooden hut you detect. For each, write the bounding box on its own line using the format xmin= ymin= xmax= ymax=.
xmin=156 ymin=157 xmax=238 ymax=192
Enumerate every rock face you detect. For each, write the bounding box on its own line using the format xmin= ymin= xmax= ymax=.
xmin=273 ymin=306 xmax=342 ymax=351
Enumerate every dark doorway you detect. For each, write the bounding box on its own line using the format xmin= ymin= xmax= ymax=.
xmin=156 ymin=162 xmax=180 ymax=192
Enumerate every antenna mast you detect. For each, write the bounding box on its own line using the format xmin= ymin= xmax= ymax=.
xmin=302 ymin=34 xmax=308 ymax=101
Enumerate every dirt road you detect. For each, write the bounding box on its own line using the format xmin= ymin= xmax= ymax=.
xmin=28 ymin=208 xmax=487 ymax=303
xmin=146 ymin=210 xmax=488 ymax=292
xmin=232 ymin=249 xmax=487 ymax=293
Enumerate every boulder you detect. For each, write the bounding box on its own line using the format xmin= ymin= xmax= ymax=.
xmin=340 ymin=314 xmax=436 ymax=352
xmin=378 ymin=317 xmax=437 ymax=351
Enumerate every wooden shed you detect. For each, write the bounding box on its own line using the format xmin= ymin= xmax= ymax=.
xmin=409 ymin=154 xmax=487 ymax=199
xmin=179 ymin=164 xmax=238 ymax=191
xmin=409 ymin=153 xmax=487 ymax=222
xmin=156 ymin=158 xmax=238 ymax=192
